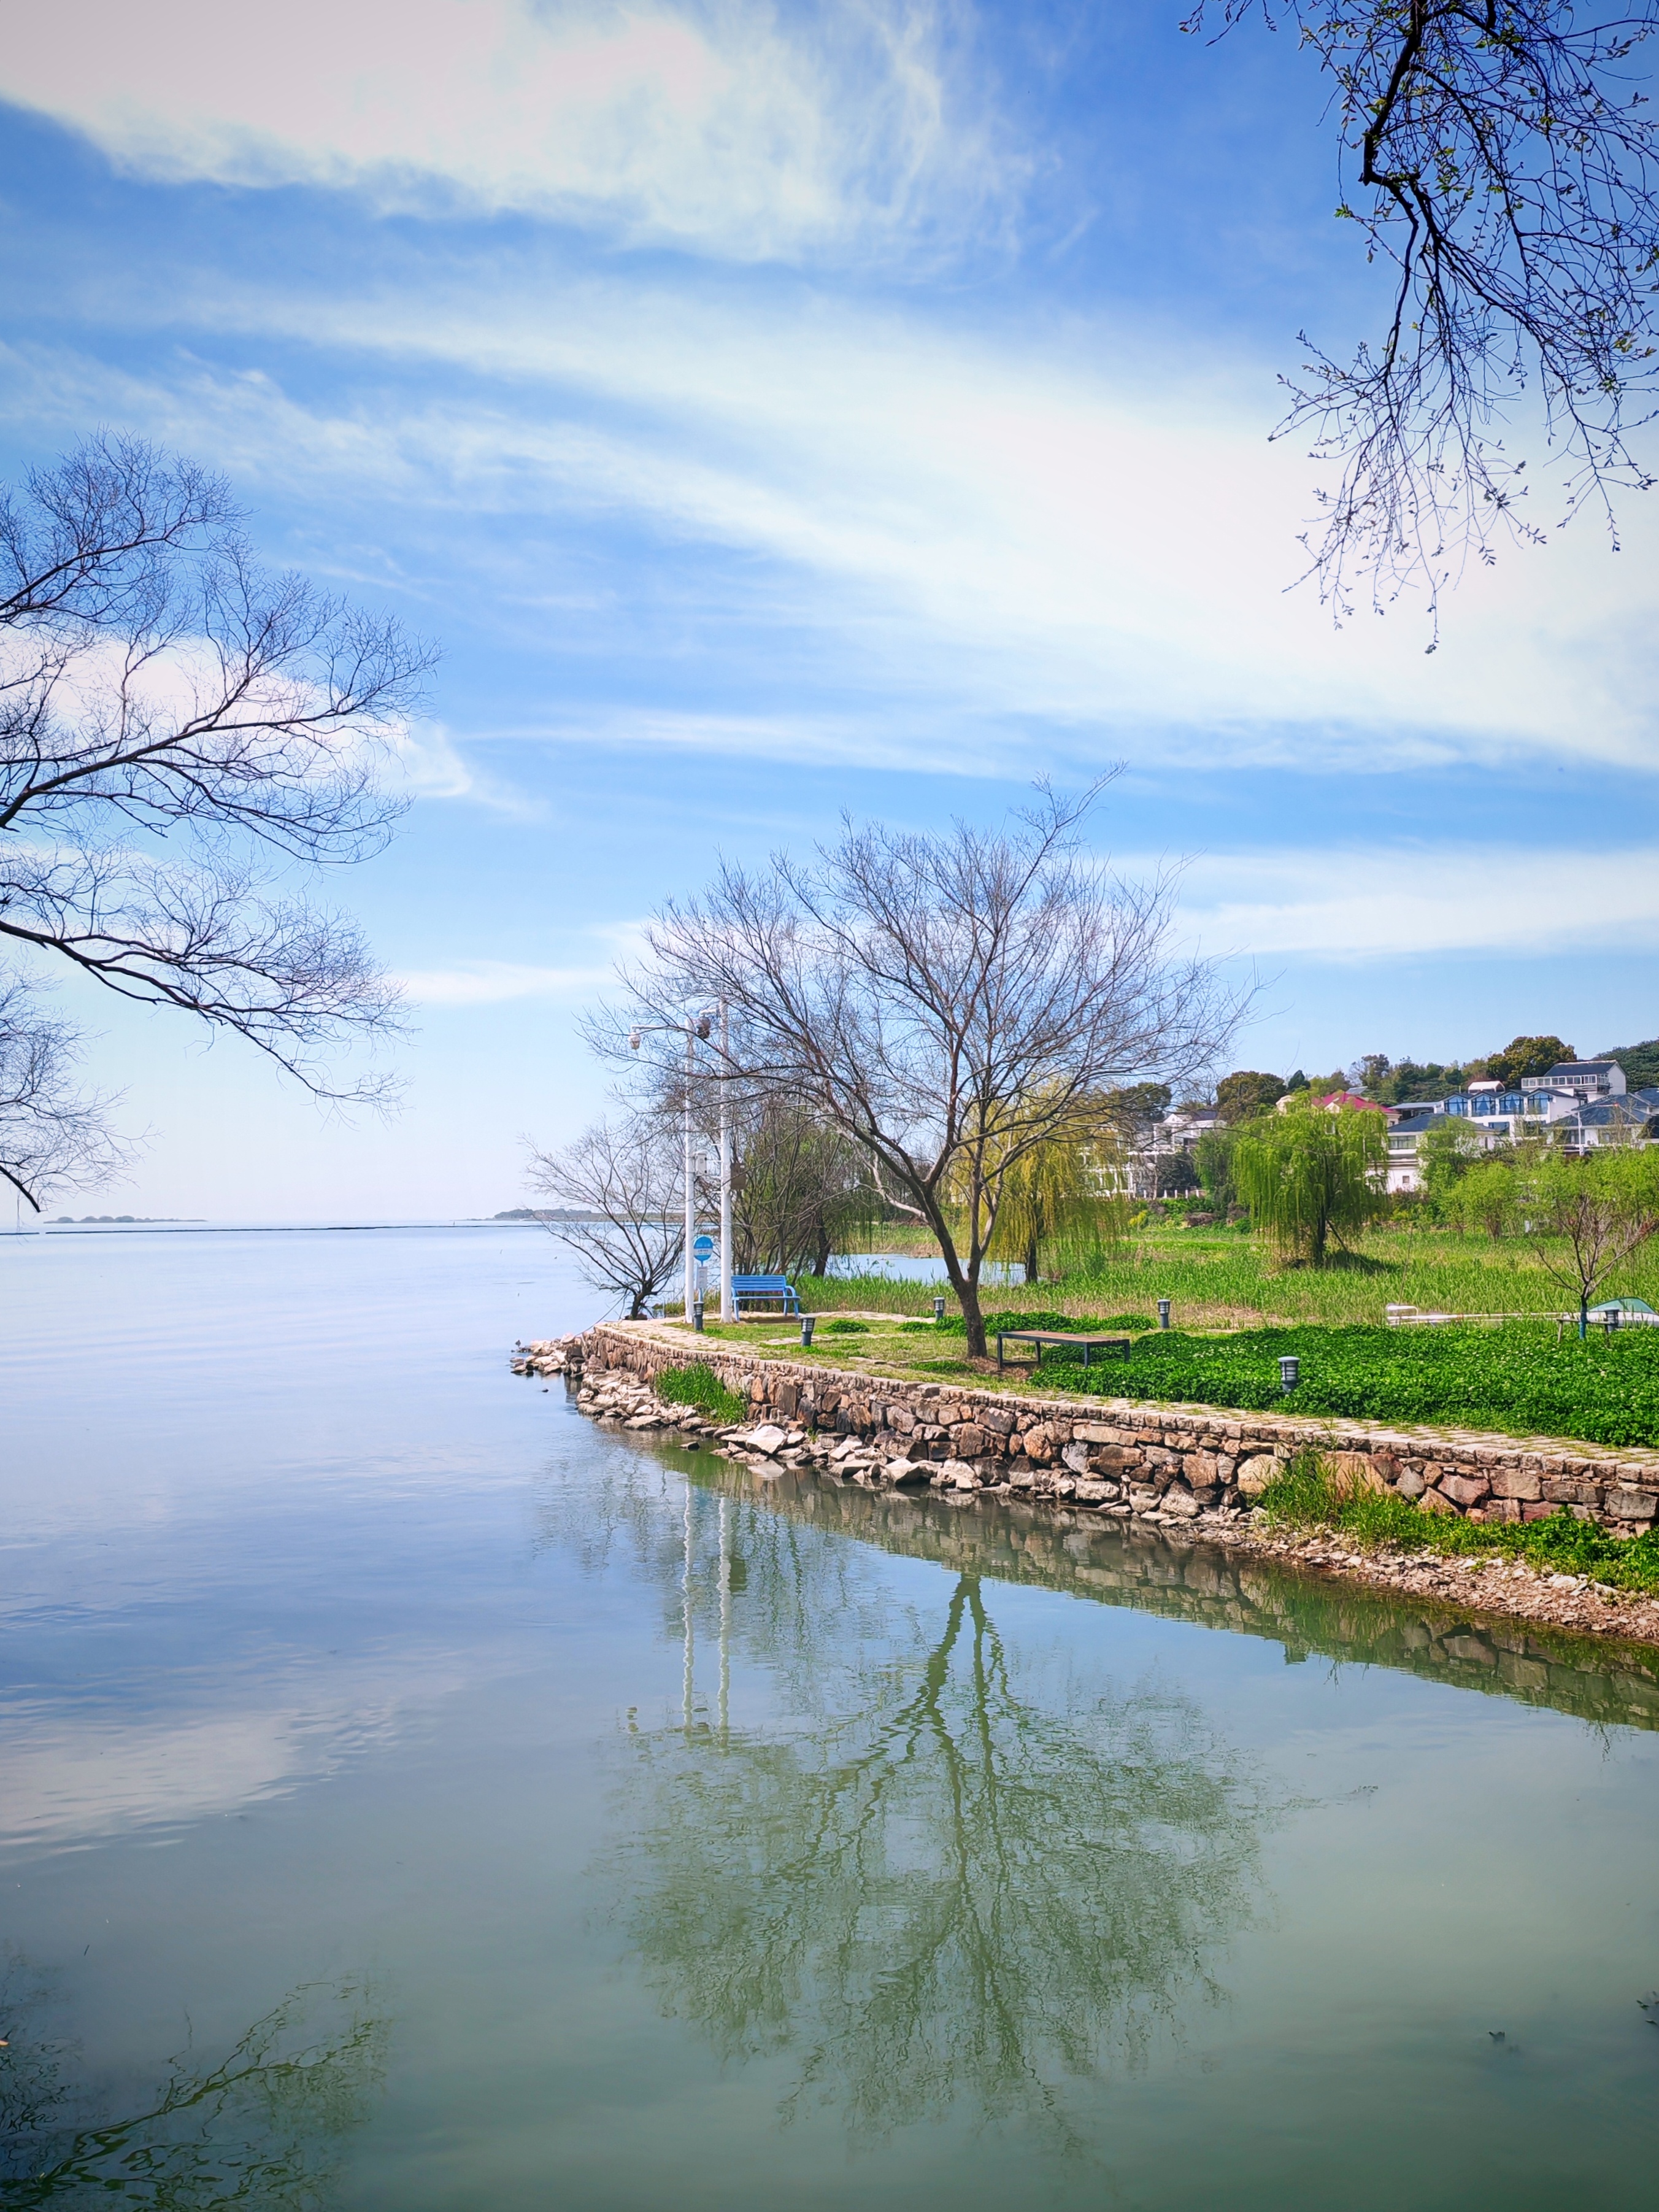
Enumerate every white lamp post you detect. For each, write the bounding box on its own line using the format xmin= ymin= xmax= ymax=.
xmin=630 ymin=1003 xmax=728 ymax=1326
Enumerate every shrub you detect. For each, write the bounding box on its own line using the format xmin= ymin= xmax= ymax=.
xmin=823 ymin=1317 xmax=871 ymax=1335
xmin=936 ymin=1308 xmax=1152 ymax=1338
xmin=655 ymin=1362 xmax=749 ymax=1424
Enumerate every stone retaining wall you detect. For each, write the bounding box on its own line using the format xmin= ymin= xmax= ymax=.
xmin=579 ymin=1321 xmax=1659 ymax=1534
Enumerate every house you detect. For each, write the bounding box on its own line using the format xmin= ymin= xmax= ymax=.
xmin=1382 ymin=1074 xmax=1659 ymax=1186
xmin=1521 ymin=1060 xmax=1626 ymax=1099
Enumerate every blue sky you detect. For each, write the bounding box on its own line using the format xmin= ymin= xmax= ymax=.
xmin=1 ymin=0 xmax=1655 ymax=1221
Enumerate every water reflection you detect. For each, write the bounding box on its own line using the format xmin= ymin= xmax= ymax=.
xmin=744 ymin=1471 xmax=1659 ymax=1735
xmin=544 ymin=1448 xmax=1276 ymax=2150
xmin=0 ymin=1965 xmax=387 ymax=2208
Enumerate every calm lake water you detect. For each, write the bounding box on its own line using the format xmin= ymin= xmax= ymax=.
xmin=4 ymin=1226 xmax=1658 ymax=2208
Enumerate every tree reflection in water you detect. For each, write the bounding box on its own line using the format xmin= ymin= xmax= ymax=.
xmin=0 ymin=1962 xmax=387 ymax=2208
xmin=599 ymin=1469 xmax=1276 ymax=2152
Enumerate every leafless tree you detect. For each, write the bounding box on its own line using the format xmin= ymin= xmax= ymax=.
xmin=0 ymin=434 xmax=433 ymax=1208
xmin=1188 ymin=0 xmax=1659 ymax=634
xmin=609 ymin=783 xmax=1244 ymax=1357
xmin=0 ymin=974 xmax=132 ymax=1212
xmin=526 ymin=1117 xmax=685 ymax=1318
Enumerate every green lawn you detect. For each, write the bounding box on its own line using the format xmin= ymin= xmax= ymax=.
xmin=792 ymin=1227 xmax=1659 ymax=1330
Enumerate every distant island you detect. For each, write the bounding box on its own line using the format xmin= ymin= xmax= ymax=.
xmin=51 ymin=1215 xmax=205 ymax=1225
xmin=493 ymin=1208 xmax=595 ymax=1222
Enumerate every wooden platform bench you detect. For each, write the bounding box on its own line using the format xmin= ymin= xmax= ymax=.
xmin=731 ymin=1273 xmax=802 ymax=1317
xmin=995 ymin=1328 xmax=1133 ymax=1373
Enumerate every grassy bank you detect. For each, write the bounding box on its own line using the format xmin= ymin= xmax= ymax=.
xmin=1260 ymin=1449 xmax=1659 ymax=1594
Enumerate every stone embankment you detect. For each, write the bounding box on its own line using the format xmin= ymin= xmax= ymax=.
xmin=510 ymin=1324 xmax=1659 ymax=1644
xmin=533 ymin=1320 xmax=1659 ymax=1534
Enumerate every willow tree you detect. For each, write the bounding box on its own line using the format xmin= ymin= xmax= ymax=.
xmin=1232 ymin=1095 xmax=1388 ymax=1265
xmin=963 ymin=1097 xmax=1128 ymax=1283
xmin=609 ymin=782 xmax=1242 ymax=1357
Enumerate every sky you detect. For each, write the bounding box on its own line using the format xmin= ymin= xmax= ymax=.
xmin=1 ymin=0 xmax=1655 ymax=1222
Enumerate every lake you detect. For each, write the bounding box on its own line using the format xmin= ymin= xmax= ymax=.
xmin=3 ymin=1225 xmax=1658 ymax=2208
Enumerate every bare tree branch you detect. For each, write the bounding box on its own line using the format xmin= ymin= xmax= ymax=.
xmin=1187 ymin=0 xmax=1659 ymax=634
xmin=526 ymin=1117 xmax=686 ymax=1319
xmin=0 ymin=434 xmax=435 ymax=1195
xmin=0 ymin=972 xmax=133 ymax=1211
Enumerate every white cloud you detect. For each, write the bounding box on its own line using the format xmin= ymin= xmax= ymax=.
xmin=397 ymin=959 xmax=612 ymax=1004
xmin=1170 ymin=844 xmax=1659 ymax=960
xmin=9 ymin=263 xmax=1659 ymax=778
xmin=0 ymin=0 xmax=1004 ymax=263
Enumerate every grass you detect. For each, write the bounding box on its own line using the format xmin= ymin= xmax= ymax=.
xmin=794 ymin=1226 xmax=1659 ymax=1330
xmin=653 ymin=1362 xmax=749 ymax=1425
xmin=1258 ymin=1448 xmax=1659 ymax=1594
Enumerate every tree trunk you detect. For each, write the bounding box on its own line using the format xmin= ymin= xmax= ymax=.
xmin=958 ymin=1273 xmax=987 ymax=1359
xmin=1024 ymin=1236 xmax=1039 ymax=1284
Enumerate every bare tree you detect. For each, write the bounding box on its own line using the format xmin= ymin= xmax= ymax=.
xmin=609 ymin=784 xmax=1243 ymax=1357
xmin=1189 ymin=0 xmax=1659 ymax=633
xmin=526 ymin=1117 xmax=685 ymax=1318
xmin=0 ymin=974 xmax=131 ymax=1212
xmin=0 ymin=434 xmax=433 ymax=1208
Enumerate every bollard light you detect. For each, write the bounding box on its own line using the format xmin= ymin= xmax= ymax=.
xmin=1158 ymin=1298 xmax=1172 ymax=1330
xmin=1279 ymin=1354 xmax=1299 ymax=1394
xmin=933 ymin=1295 xmax=946 ymax=1322
xmin=693 ymin=1298 xmax=705 ymax=1333
xmin=801 ymin=1314 xmax=816 ymax=1347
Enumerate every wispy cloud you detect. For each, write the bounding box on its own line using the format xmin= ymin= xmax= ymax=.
xmin=1170 ymin=844 xmax=1659 ymax=960
xmin=0 ymin=0 xmax=1014 ymax=264
xmin=7 ymin=266 xmax=1655 ymax=778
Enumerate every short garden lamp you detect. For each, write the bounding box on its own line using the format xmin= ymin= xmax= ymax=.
xmin=1279 ymin=1355 xmax=1299 ymax=1395
xmin=1158 ymin=1298 xmax=1172 ymax=1330
xmin=801 ymin=1314 xmax=816 ymax=1347
xmin=933 ymin=1295 xmax=946 ymax=1322
xmin=693 ymin=1297 xmax=704 ymax=1333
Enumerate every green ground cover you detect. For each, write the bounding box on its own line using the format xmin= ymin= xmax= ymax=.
xmin=1045 ymin=1324 xmax=1659 ymax=1448
xmin=1259 ymin=1449 xmax=1659 ymax=1594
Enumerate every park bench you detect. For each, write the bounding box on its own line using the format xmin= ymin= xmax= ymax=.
xmin=731 ymin=1273 xmax=802 ymax=1317
xmin=995 ymin=1328 xmax=1133 ymax=1374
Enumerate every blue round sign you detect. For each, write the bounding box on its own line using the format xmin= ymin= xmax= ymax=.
xmin=692 ymin=1234 xmax=717 ymax=1261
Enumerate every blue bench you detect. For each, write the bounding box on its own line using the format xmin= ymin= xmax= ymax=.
xmin=731 ymin=1273 xmax=801 ymax=1317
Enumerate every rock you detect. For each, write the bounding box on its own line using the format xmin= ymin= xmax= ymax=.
xmin=1162 ymin=1485 xmax=1200 ymax=1519
xmin=1323 ymin=1451 xmax=1387 ymax=1497
xmin=1061 ymin=1441 xmax=1092 ymax=1476
xmin=1439 ymin=1472 xmax=1490 ymax=1508
xmin=749 ymin=1424 xmax=788 ymax=1457
xmin=1608 ymin=1488 xmax=1659 ymax=1522
xmin=940 ymin=1459 xmax=980 ymax=1490
xmin=1236 ymin=1454 xmax=1279 ymax=1498
xmin=1394 ymin=1467 xmax=1426 ymax=1499
xmin=887 ymin=1459 xmax=933 ymax=1487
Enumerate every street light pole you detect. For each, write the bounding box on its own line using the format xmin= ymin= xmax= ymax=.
xmin=718 ymin=1001 xmax=733 ymax=1322
xmin=683 ymin=1019 xmax=696 ymax=1325
xmin=631 ymin=1006 xmax=717 ymax=1327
